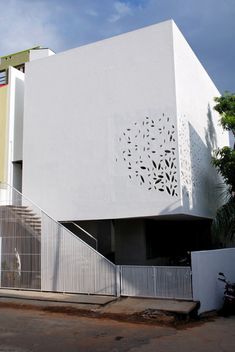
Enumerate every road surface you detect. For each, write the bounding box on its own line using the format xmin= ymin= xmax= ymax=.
xmin=0 ymin=307 xmax=235 ymax=351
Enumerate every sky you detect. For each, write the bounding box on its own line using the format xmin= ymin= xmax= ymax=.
xmin=0 ymin=0 xmax=234 ymax=93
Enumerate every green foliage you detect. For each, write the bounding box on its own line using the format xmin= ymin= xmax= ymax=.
xmin=214 ymin=93 xmax=235 ymax=134
xmin=212 ymin=147 xmax=235 ymax=192
xmin=212 ymin=92 xmax=235 ymax=244
xmin=212 ymin=92 xmax=235 ymax=193
xmin=212 ymin=197 xmax=235 ymax=246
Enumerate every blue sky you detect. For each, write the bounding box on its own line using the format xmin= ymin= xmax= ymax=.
xmin=0 ymin=0 xmax=234 ymax=92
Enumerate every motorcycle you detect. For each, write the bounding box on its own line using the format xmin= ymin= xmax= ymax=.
xmin=218 ymin=272 xmax=235 ymax=315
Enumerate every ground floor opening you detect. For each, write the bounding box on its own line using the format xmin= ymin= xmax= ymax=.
xmin=61 ymin=216 xmax=212 ymax=266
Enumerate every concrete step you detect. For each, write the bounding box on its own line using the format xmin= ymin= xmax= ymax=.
xmin=18 ymin=217 xmax=41 ymax=224
xmin=23 ymin=225 xmax=41 ymax=230
xmin=2 ymin=205 xmax=42 ymax=237
xmin=24 ymin=218 xmax=41 ymax=223
xmin=15 ymin=212 xmax=36 ymax=217
xmin=6 ymin=206 xmax=42 ymax=232
xmin=6 ymin=205 xmax=28 ymax=209
xmin=100 ymin=297 xmax=199 ymax=317
xmin=27 ymin=226 xmax=41 ymax=231
xmin=9 ymin=208 xmax=31 ymax=213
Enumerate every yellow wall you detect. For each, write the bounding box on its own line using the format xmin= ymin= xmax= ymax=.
xmin=0 ymin=85 xmax=8 ymax=182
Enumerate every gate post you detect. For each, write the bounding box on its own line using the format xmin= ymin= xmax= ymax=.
xmin=153 ymin=266 xmax=157 ymax=297
xmin=116 ymin=265 xmax=121 ymax=297
xmin=0 ymin=237 xmax=1 ymax=287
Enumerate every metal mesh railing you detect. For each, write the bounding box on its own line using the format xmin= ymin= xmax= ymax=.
xmin=0 ymin=183 xmax=117 ymax=294
xmin=0 ymin=184 xmax=41 ymax=289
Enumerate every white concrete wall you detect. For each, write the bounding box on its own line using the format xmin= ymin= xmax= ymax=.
xmin=29 ymin=48 xmax=55 ymax=61
xmin=23 ymin=20 xmax=182 ymax=221
xmin=9 ymin=68 xmax=25 ymax=162
xmin=7 ymin=67 xmax=24 ymax=186
xmin=191 ymin=248 xmax=235 ymax=314
xmin=172 ymin=22 xmax=229 ymax=218
xmin=23 ymin=19 xmax=227 ymax=221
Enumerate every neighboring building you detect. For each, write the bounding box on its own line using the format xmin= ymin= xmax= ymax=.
xmin=0 ymin=46 xmax=55 ymax=190
xmin=0 ymin=20 xmax=229 ymax=266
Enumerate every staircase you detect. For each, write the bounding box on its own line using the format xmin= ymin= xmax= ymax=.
xmin=6 ymin=205 xmax=41 ymax=237
xmin=0 ymin=204 xmax=41 ymax=290
xmin=0 ymin=183 xmax=117 ymax=295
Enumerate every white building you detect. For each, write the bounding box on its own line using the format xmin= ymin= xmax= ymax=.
xmin=1 ymin=20 xmax=229 ymax=266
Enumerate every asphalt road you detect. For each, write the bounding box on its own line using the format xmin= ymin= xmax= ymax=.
xmin=0 ymin=307 xmax=235 ymax=352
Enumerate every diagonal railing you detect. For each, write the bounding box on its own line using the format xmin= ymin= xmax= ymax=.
xmin=0 ymin=182 xmax=117 ymax=295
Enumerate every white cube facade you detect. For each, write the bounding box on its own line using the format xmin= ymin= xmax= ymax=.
xmin=23 ymin=20 xmax=228 ymax=221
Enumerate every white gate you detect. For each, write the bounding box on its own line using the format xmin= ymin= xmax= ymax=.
xmin=120 ymin=265 xmax=192 ymax=300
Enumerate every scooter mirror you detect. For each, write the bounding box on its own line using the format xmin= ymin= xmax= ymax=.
xmin=218 ymin=278 xmax=226 ymax=283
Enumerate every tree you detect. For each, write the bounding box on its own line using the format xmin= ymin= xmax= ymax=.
xmin=212 ymin=147 xmax=235 ymax=194
xmin=214 ymin=93 xmax=235 ymax=138
xmin=212 ymin=92 xmax=235 ymax=245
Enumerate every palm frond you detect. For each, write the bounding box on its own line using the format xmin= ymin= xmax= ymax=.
xmin=214 ymin=182 xmax=231 ymax=204
xmin=212 ymin=197 xmax=235 ymax=245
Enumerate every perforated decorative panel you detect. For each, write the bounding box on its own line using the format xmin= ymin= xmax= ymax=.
xmin=117 ymin=114 xmax=179 ymax=196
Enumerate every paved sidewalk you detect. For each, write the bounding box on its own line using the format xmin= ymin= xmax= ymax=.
xmin=100 ymin=297 xmax=198 ymax=315
xmin=0 ymin=289 xmax=115 ymax=305
xmin=0 ymin=289 xmax=198 ymax=323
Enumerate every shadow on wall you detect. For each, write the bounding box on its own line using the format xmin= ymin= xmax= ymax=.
xmin=156 ymin=108 xmax=218 ymax=217
xmin=182 ymin=185 xmax=190 ymax=212
xmin=205 ymin=104 xmax=218 ymax=154
xmin=182 ymin=120 xmax=219 ymax=216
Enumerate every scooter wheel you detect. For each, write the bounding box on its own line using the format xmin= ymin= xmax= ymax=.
xmin=222 ymin=302 xmax=230 ymax=317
